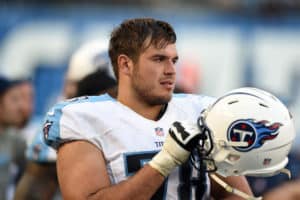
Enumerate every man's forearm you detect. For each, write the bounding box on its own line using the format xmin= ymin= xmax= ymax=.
xmin=87 ymin=165 xmax=165 ymax=200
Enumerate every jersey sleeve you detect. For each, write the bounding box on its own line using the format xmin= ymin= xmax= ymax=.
xmin=24 ymin=117 xmax=57 ymax=162
xmin=43 ymin=98 xmax=104 ymax=151
xmin=191 ymin=94 xmax=216 ymax=110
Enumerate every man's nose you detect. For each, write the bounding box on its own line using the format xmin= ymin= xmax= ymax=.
xmin=164 ymin=60 xmax=176 ymax=75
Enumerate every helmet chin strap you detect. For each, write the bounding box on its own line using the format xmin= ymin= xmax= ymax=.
xmin=209 ymin=168 xmax=291 ymax=200
xmin=209 ymin=174 xmax=262 ymax=200
xmin=227 ymin=141 xmax=248 ymax=147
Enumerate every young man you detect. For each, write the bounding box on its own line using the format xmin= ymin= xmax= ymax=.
xmin=44 ymin=18 xmax=252 ymax=199
xmin=0 ymin=77 xmax=24 ymax=132
xmin=7 ymin=79 xmax=35 ymax=199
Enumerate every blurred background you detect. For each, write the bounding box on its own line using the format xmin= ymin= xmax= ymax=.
xmin=0 ymin=0 xmax=300 ymax=198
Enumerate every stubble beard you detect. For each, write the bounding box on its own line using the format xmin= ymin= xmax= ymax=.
xmin=132 ymin=73 xmax=172 ymax=106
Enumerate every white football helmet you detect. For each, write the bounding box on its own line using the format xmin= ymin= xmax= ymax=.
xmin=201 ymin=87 xmax=295 ymax=177
xmin=66 ymin=40 xmax=115 ymax=82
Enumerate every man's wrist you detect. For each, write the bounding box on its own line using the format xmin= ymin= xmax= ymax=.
xmin=148 ymin=138 xmax=190 ymax=177
xmin=148 ymin=149 xmax=178 ymax=177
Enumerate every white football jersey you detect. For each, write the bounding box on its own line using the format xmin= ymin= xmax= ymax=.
xmin=44 ymin=93 xmax=215 ymax=200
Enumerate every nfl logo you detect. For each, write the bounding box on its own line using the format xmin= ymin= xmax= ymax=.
xmin=155 ymin=127 xmax=164 ymax=137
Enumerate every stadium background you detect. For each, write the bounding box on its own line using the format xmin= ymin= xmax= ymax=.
xmin=0 ymin=0 xmax=300 ymax=196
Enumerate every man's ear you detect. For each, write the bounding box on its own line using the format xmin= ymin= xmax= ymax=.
xmin=118 ymin=54 xmax=134 ymax=76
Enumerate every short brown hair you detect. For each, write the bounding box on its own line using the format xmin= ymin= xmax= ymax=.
xmin=108 ymin=18 xmax=176 ymax=80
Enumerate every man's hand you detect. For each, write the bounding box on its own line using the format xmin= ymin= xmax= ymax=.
xmin=149 ymin=121 xmax=201 ymax=177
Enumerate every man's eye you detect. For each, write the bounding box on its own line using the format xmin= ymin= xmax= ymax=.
xmin=154 ymin=57 xmax=164 ymax=62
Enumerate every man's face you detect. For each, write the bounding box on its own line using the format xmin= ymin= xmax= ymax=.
xmin=18 ymin=82 xmax=34 ymax=127
xmin=0 ymin=85 xmax=24 ymax=127
xmin=131 ymin=43 xmax=178 ymax=106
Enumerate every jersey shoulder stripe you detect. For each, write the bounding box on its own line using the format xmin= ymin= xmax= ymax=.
xmin=44 ymin=94 xmax=115 ymax=149
xmin=172 ymin=93 xmax=216 ymax=108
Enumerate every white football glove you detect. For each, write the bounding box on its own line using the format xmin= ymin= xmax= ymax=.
xmin=149 ymin=121 xmax=201 ymax=177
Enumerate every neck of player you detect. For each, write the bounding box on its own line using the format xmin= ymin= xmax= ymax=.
xmin=117 ymin=92 xmax=165 ymax=121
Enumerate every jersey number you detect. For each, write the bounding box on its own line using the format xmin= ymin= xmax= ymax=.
xmin=124 ymin=151 xmax=196 ymax=200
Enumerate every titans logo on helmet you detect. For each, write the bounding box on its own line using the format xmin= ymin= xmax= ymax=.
xmin=227 ymin=119 xmax=282 ymax=152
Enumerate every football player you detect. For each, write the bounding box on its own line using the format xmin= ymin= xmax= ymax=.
xmin=43 ymin=18 xmax=253 ymax=199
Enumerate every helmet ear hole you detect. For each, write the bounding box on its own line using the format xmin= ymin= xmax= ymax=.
xmin=206 ymin=87 xmax=295 ymax=177
xmin=227 ymin=154 xmax=240 ymax=162
xmin=228 ymin=100 xmax=238 ymax=105
xmin=259 ymin=103 xmax=269 ymax=108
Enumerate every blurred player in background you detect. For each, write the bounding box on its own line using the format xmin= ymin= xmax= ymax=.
xmin=0 ymin=77 xmax=25 ymax=131
xmin=7 ymin=79 xmax=35 ymax=200
xmin=63 ymin=41 xmax=114 ymax=99
xmin=14 ymin=42 xmax=116 ymax=200
xmin=76 ymin=68 xmax=117 ymax=97
xmin=18 ymin=80 xmax=34 ymax=129
xmin=0 ymin=77 xmax=34 ymax=200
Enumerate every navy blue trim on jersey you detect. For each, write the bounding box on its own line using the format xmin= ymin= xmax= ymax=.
xmin=123 ymin=151 xmax=158 ymax=177
xmin=123 ymin=151 xmax=168 ymax=200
